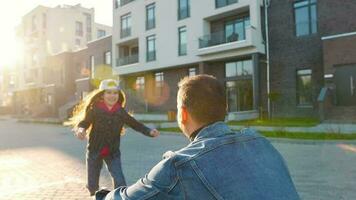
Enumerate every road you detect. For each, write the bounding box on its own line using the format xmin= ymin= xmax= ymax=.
xmin=0 ymin=118 xmax=355 ymax=199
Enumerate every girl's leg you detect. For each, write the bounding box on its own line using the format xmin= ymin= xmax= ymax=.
xmin=86 ymin=151 xmax=103 ymax=195
xmin=104 ymin=151 xmax=126 ymax=188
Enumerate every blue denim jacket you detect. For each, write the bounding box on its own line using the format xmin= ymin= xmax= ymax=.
xmin=98 ymin=122 xmax=300 ymax=200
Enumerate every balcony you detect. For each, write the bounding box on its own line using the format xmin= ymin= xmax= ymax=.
xmin=199 ymin=30 xmax=243 ymax=48
xmin=120 ymin=28 xmax=131 ymax=39
xmin=197 ymin=26 xmax=265 ymax=56
xmin=116 ymin=54 xmax=139 ymax=66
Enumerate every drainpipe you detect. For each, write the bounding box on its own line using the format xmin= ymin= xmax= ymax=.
xmin=264 ymin=0 xmax=271 ymax=119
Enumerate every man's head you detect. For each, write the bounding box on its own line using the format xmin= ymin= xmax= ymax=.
xmin=177 ymin=75 xmax=227 ymax=137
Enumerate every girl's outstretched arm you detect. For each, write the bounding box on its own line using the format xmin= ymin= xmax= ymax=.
xmin=120 ymin=109 xmax=159 ymax=137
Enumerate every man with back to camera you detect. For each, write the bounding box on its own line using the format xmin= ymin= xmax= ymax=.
xmin=96 ymin=74 xmax=300 ymax=200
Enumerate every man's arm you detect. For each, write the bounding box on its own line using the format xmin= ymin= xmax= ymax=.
xmin=96 ymin=154 xmax=179 ymax=200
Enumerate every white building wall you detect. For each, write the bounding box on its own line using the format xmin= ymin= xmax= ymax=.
xmin=113 ymin=0 xmax=265 ymax=75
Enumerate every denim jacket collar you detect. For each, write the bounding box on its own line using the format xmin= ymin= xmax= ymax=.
xmin=193 ymin=121 xmax=233 ymax=142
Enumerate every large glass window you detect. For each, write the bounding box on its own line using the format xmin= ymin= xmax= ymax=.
xmin=178 ymin=26 xmax=187 ymax=56
xmin=296 ymin=69 xmax=313 ymax=106
xmin=121 ymin=14 xmax=131 ymax=38
xmin=146 ymin=3 xmax=156 ymax=30
xmin=146 ymin=35 xmax=156 ymax=62
xmin=104 ymin=51 xmax=111 ymax=65
xmin=75 ymin=21 xmax=83 ymax=36
xmin=42 ymin=13 xmax=47 ymax=29
xmin=216 ymin=0 xmax=238 ymax=9
xmin=225 ymin=16 xmax=250 ymax=42
xmin=225 ymin=60 xmax=254 ymax=112
xmin=155 ymin=72 xmax=164 ymax=97
xmin=188 ymin=67 xmax=196 ymax=77
xmin=32 ymin=15 xmax=36 ymax=31
xmin=84 ymin=13 xmax=92 ymax=41
xmin=97 ymin=29 xmax=106 ymax=38
xmin=178 ymin=0 xmax=190 ymax=20
xmin=294 ymin=0 xmax=317 ymax=37
xmin=135 ymin=76 xmax=145 ymax=98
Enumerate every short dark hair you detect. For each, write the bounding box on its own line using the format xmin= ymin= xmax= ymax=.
xmin=178 ymin=75 xmax=227 ymax=124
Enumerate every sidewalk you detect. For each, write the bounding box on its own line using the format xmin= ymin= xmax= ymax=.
xmin=13 ymin=116 xmax=356 ymax=134
xmin=229 ymin=123 xmax=356 ymax=134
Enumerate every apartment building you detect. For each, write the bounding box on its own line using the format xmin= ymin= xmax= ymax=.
xmin=113 ymin=0 xmax=267 ymax=120
xmin=268 ymin=0 xmax=356 ymax=121
xmin=13 ymin=4 xmax=112 ymax=117
xmin=0 ymin=67 xmax=17 ymax=114
xmin=45 ymin=35 xmax=113 ymax=118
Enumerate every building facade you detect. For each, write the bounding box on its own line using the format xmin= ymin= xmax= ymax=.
xmin=268 ymin=0 xmax=356 ymax=120
xmin=13 ymin=4 xmax=112 ymax=117
xmin=113 ymin=0 xmax=267 ymax=120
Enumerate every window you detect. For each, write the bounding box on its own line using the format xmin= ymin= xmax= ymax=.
xmin=225 ymin=60 xmax=253 ymax=112
xmin=178 ymin=26 xmax=187 ymax=56
xmin=188 ymin=68 xmax=196 ymax=77
xmin=225 ymin=16 xmax=250 ymax=42
xmin=296 ymin=69 xmax=313 ymax=106
xmin=9 ymin=75 xmax=16 ymax=86
xmin=178 ymin=0 xmax=190 ymax=20
xmin=75 ymin=39 xmax=81 ymax=46
xmin=114 ymin=0 xmax=119 ymax=9
xmin=97 ymin=29 xmax=106 ymax=38
xmin=90 ymin=56 xmax=95 ymax=78
xmin=146 ymin=35 xmax=156 ymax=62
xmin=155 ymin=72 xmax=164 ymax=97
xmin=42 ymin=13 xmax=47 ymax=29
xmin=294 ymin=0 xmax=317 ymax=37
xmin=216 ymin=0 xmax=238 ymax=9
xmin=104 ymin=51 xmax=111 ymax=65
xmin=135 ymin=76 xmax=145 ymax=97
xmin=75 ymin=21 xmax=83 ymax=36
xmin=146 ymin=3 xmax=156 ymax=30
xmin=32 ymin=15 xmax=37 ymax=31
xmin=84 ymin=13 xmax=92 ymax=41
xmin=121 ymin=14 xmax=131 ymax=38
xmin=119 ymin=0 xmax=135 ymax=7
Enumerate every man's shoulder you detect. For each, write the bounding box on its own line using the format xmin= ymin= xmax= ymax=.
xmin=167 ymin=128 xmax=265 ymax=167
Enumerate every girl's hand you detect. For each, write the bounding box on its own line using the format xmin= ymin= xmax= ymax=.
xmin=74 ymin=127 xmax=87 ymax=140
xmin=149 ymin=129 xmax=160 ymax=137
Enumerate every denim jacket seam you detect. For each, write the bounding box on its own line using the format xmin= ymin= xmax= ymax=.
xmin=190 ymin=160 xmax=224 ymax=200
xmin=175 ymin=136 xmax=262 ymax=167
xmin=177 ymin=168 xmax=187 ymax=200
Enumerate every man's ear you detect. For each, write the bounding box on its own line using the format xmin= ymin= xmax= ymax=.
xmin=181 ymin=106 xmax=188 ymax=123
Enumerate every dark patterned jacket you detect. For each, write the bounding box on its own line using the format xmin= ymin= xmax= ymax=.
xmin=78 ymin=105 xmax=152 ymax=154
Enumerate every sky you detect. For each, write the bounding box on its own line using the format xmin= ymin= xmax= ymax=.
xmin=0 ymin=0 xmax=112 ymax=68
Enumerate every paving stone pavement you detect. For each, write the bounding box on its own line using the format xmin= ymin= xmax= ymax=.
xmin=1 ymin=118 xmax=356 ymax=200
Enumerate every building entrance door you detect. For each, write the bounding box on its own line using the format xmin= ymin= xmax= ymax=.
xmin=334 ymin=65 xmax=356 ymax=106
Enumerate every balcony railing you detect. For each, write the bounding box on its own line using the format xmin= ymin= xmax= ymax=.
xmin=120 ymin=28 xmax=131 ymax=38
xmin=198 ymin=30 xmax=245 ymax=48
xmin=116 ymin=54 xmax=139 ymax=66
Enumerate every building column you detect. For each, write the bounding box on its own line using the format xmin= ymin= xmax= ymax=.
xmin=252 ymin=53 xmax=260 ymax=111
xmin=198 ymin=62 xmax=208 ymax=74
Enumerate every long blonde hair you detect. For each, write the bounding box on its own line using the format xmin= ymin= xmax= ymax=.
xmin=64 ymin=89 xmax=126 ymax=135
